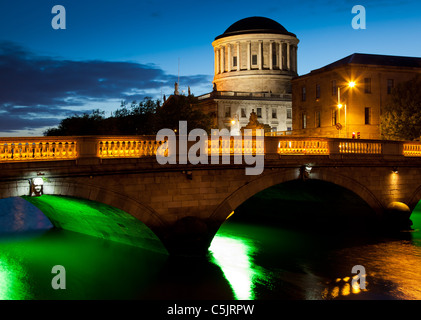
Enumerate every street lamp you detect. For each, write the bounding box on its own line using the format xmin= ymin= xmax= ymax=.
xmin=230 ymin=115 xmax=239 ymax=135
xmin=337 ymin=81 xmax=355 ymax=138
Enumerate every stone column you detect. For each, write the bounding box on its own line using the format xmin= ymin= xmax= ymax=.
xmin=247 ymin=41 xmax=251 ymax=70
xmin=220 ymin=46 xmax=225 ymax=73
xmin=215 ymin=48 xmax=219 ymax=74
xmin=269 ymin=41 xmax=273 ymax=70
xmin=258 ymin=40 xmax=263 ymax=70
xmin=287 ymin=42 xmax=291 ymax=70
xmin=294 ymin=45 xmax=298 ymax=72
xmin=279 ymin=42 xmax=283 ymax=70
xmin=236 ymin=42 xmax=240 ymax=71
xmin=227 ymin=44 xmax=231 ymax=72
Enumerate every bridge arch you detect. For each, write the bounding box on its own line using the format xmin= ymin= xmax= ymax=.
xmin=211 ymin=167 xmax=384 ymax=223
xmin=0 ymin=179 xmax=169 ymax=253
xmin=45 ymin=180 xmax=168 ymax=232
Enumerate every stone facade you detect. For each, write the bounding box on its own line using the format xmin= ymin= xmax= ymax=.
xmin=291 ymin=53 xmax=421 ymax=139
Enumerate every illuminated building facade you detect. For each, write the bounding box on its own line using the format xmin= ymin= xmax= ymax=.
xmin=291 ymin=53 xmax=421 ymax=139
xmin=197 ymin=16 xmax=299 ymax=134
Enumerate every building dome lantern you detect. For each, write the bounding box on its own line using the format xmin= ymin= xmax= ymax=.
xmin=212 ymin=16 xmax=299 ymax=94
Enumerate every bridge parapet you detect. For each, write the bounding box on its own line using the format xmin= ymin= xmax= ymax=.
xmin=0 ymin=136 xmax=421 ymax=162
xmin=0 ymin=137 xmax=78 ymax=161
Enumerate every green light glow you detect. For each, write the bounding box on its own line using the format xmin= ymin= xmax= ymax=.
xmin=210 ymin=235 xmax=256 ymax=300
xmin=22 ymin=195 xmax=167 ymax=254
xmin=0 ymin=248 xmax=31 ymax=300
xmin=209 ymin=223 xmax=270 ymax=300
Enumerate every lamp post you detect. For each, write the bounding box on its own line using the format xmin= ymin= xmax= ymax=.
xmin=337 ymin=81 xmax=355 ymax=138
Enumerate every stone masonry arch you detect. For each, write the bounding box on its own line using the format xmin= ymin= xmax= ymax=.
xmin=210 ymin=167 xmax=384 ymax=223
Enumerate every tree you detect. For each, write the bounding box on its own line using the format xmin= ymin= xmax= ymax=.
xmin=153 ymin=94 xmax=212 ymax=133
xmin=43 ymin=95 xmax=212 ymax=136
xmin=381 ymin=75 xmax=421 ymax=141
xmin=44 ymin=109 xmax=105 ymax=136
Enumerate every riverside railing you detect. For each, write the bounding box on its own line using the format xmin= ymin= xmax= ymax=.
xmin=0 ymin=136 xmax=420 ymax=162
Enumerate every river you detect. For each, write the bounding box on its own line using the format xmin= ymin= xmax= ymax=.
xmin=0 ymin=190 xmax=420 ymax=300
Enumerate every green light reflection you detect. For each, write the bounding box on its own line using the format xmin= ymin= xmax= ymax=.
xmin=0 ymin=251 xmax=31 ymax=300
xmin=209 ymin=233 xmax=265 ymax=300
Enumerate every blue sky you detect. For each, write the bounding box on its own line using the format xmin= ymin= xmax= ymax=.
xmin=0 ymin=0 xmax=420 ymax=136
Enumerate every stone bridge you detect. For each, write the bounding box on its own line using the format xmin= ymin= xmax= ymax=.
xmin=1 ymin=135 xmax=421 ymax=256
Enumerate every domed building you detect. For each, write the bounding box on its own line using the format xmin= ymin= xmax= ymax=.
xmin=197 ymin=16 xmax=299 ymax=134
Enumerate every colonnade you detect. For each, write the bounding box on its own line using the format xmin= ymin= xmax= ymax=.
xmin=214 ymin=40 xmax=297 ymax=74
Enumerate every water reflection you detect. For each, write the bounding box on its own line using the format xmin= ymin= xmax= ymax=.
xmin=0 ymin=197 xmax=421 ymax=300
xmin=210 ymin=236 xmax=258 ymax=300
xmin=0 ymin=252 xmax=31 ymax=300
xmin=210 ymin=212 xmax=421 ymax=300
xmin=0 ymin=198 xmax=53 ymax=235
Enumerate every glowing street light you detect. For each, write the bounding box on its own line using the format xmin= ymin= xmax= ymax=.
xmin=337 ymin=81 xmax=356 ymax=137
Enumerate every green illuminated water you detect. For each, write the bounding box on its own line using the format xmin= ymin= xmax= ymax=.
xmin=0 ymin=181 xmax=421 ymax=300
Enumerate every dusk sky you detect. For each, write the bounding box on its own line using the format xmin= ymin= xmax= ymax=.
xmin=1 ymin=0 xmax=421 ymax=136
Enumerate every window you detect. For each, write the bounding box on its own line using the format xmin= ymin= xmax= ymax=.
xmin=302 ymin=86 xmax=306 ymax=101
xmin=233 ymin=56 xmax=237 ymax=67
xmin=286 ymin=108 xmax=292 ymax=119
xmin=241 ymin=108 xmax=246 ymax=118
xmin=332 ymin=109 xmax=337 ymax=125
xmin=302 ymin=113 xmax=307 ymax=129
xmin=387 ymin=79 xmax=394 ymax=94
xmin=365 ymin=107 xmax=371 ymax=125
xmin=315 ymin=111 xmax=321 ymax=128
xmin=332 ymin=80 xmax=337 ymax=96
xmin=252 ymin=54 xmax=257 ymax=65
xmin=272 ymin=108 xmax=277 ymax=119
xmin=316 ymin=84 xmax=321 ymax=99
xmin=287 ymin=127 xmax=292 ymax=131
xmin=364 ymin=78 xmax=371 ymax=93
xmin=225 ymin=107 xmax=231 ymax=118
xmin=257 ymin=108 xmax=262 ymax=118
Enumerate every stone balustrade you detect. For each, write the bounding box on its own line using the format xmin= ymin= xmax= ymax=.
xmin=0 ymin=136 xmax=421 ymax=162
xmin=0 ymin=137 xmax=78 ymax=161
xmin=98 ymin=137 xmax=166 ymax=158
xmin=403 ymin=144 xmax=421 ymax=156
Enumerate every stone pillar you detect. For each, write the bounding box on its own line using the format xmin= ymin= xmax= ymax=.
xmin=215 ymin=48 xmax=219 ymax=74
xmin=258 ymin=40 xmax=263 ymax=70
xmin=76 ymin=137 xmax=101 ymax=165
xmin=159 ymin=216 xmax=221 ymax=257
xmin=247 ymin=41 xmax=251 ymax=70
xmin=287 ymin=42 xmax=291 ymax=70
xmin=279 ymin=42 xmax=283 ymax=70
xmin=294 ymin=45 xmax=298 ymax=73
xmin=236 ymin=42 xmax=240 ymax=71
xmin=227 ymin=44 xmax=231 ymax=72
xmin=220 ymin=46 xmax=225 ymax=73
xmin=269 ymin=41 xmax=273 ymax=70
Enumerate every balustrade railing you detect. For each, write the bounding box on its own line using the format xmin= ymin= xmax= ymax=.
xmin=206 ymin=137 xmax=264 ymax=155
xmin=0 ymin=138 xmax=77 ymax=161
xmin=403 ymin=144 xmax=421 ymax=156
xmin=98 ymin=138 xmax=166 ymax=158
xmin=338 ymin=141 xmax=382 ymax=154
xmin=277 ymin=139 xmax=329 ymax=155
xmin=0 ymin=136 xmax=421 ymax=163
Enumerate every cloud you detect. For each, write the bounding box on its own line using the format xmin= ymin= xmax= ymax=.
xmin=0 ymin=41 xmax=212 ymax=134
